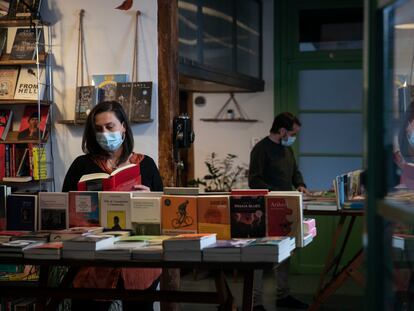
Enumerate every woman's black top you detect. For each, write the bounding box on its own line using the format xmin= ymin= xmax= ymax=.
xmin=62 ymin=154 xmax=163 ymax=192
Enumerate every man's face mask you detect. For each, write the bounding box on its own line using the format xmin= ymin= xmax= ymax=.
xmin=281 ymin=135 xmax=296 ymax=146
xmin=96 ymin=131 xmax=124 ymax=152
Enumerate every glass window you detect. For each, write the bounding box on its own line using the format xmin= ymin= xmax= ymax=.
xmin=201 ymin=0 xmax=234 ymax=72
xmin=299 ymin=69 xmax=363 ymax=110
xmin=179 ymin=0 xmax=200 ymax=63
xmin=236 ymin=0 xmax=261 ymax=78
xmin=299 ymin=8 xmax=363 ymax=52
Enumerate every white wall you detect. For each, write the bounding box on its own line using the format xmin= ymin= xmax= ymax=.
xmin=192 ymin=0 xmax=274 ymax=188
xmin=41 ymin=0 xmax=158 ymax=190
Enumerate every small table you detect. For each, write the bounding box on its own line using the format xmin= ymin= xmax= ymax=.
xmin=0 ymin=257 xmax=275 ymax=311
xmin=304 ymin=209 xmax=365 ymax=311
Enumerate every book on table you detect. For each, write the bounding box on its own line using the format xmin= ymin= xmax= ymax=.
xmin=49 ymin=226 xmax=104 ymax=242
xmin=23 ymin=241 xmax=63 ymax=260
xmin=77 ymin=163 xmax=141 ymax=191
xmin=6 ymin=194 xmax=37 ymax=231
xmin=95 ymin=241 xmax=148 ymax=261
xmin=202 ymin=239 xmax=255 ymax=262
xmin=161 ymin=195 xmax=198 ymax=235
xmin=38 ymin=192 xmax=69 ymax=230
xmin=0 ymin=239 xmax=43 ymax=257
xmin=197 ymin=195 xmax=231 ymax=240
xmin=131 ymin=195 xmax=161 ymax=235
xmin=68 ymin=191 xmax=100 ymax=227
xmin=62 ymin=234 xmax=116 ymax=251
xmin=241 ymin=236 xmax=296 ymax=263
xmin=162 ymin=233 xmax=217 ymax=251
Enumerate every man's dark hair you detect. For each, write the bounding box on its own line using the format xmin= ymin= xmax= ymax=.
xmin=82 ymin=101 xmax=133 ymax=165
xmin=29 ymin=112 xmax=39 ymax=120
xmin=270 ymin=112 xmax=301 ymax=134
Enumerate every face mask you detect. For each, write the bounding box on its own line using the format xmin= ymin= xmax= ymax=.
xmin=281 ymin=135 xmax=296 ymax=147
xmin=96 ymin=131 xmax=124 ymax=152
xmin=408 ymin=132 xmax=414 ymax=147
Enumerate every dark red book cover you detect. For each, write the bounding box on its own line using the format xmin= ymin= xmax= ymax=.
xmin=230 ymin=195 xmax=266 ymax=238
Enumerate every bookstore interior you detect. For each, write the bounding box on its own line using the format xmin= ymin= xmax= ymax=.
xmin=0 ymin=0 xmax=412 ymax=310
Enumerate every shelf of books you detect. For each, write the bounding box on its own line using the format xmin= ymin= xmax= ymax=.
xmin=0 ymin=14 xmax=54 ymax=191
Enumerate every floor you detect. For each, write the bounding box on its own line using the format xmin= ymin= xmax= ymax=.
xmin=179 ymin=268 xmax=365 ymax=311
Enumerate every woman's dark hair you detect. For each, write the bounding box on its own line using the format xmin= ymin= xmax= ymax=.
xmin=398 ymin=102 xmax=414 ymax=161
xmin=270 ymin=112 xmax=301 ymax=134
xmin=82 ymin=101 xmax=134 ymax=165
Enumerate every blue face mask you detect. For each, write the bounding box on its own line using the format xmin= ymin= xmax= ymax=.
xmin=408 ymin=132 xmax=414 ymax=147
xmin=281 ymin=135 xmax=296 ymax=147
xmin=96 ymin=131 xmax=124 ymax=152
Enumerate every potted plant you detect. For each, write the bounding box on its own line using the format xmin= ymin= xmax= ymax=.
xmin=189 ymin=152 xmax=248 ymax=192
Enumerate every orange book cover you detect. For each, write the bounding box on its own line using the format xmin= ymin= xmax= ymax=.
xmin=161 ymin=195 xmax=198 ymax=235
xmin=197 ymin=195 xmax=230 ymax=239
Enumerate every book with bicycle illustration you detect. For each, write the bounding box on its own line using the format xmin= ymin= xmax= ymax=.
xmin=77 ymin=163 xmax=140 ymax=191
xmin=161 ymin=195 xmax=198 ymax=235
xmin=197 ymin=195 xmax=230 ymax=240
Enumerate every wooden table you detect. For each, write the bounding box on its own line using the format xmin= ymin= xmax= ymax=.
xmin=0 ymin=257 xmax=275 ymax=311
xmin=304 ymin=209 xmax=365 ymax=311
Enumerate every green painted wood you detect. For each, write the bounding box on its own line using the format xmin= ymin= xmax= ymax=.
xmin=274 ymin=0 xmax=364 ymax=275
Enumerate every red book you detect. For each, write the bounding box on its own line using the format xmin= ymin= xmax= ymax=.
xmin=0 ymin=109 xmax=12 ymax=140
xmin=18 ymin=105 xmax=49 ymax=141
xmin=77 ymin=164 xmax=141 ymax=191
xmin=230 ymin=189 xmax=269 ymax=196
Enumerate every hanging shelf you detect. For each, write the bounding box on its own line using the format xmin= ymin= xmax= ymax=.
xmin=200 ymin=93 xmax=258 ymax=123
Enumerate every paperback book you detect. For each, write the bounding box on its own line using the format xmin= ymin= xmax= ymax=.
xmin=197 ymin=195 xmax=230 ymax=240
xmin=6 ymin=194 xmax=37 ymax=231
xmin=14 ymin=66 xmax=46 ymax=100
xmin=23 ymin=241 xmax=62 ymax=260
xmin=116 ymin=81 xmax=152 ymax=121
xmin=161 ymin=195 xmax=198 ymax=235
xmin=68 ymin=191 xmax=100 ymax=227
xmin=17 ymin=105 xmax=49 ymax=140
xmin=131 ymin=196 xmax=161 ymax=235
xmin=91 ymin=73 xmax=127 ymax=102
xmin=38 ymin=192 xmax=69 ymax=230
xmin=100 ymin=192 xmax=132 ymax=230
xmin=0 ymin=67 xmax=18 ymax=100
xmin=10 ymin=28 xmax=44 ymax=60
xmin=0 ymin=109 xmax=12 ymax=141
xmin=75 ymin=86 xmax=96 ymax=121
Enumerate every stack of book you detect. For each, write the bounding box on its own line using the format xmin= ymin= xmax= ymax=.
xmin=203 ymin=238 xmax=254 ymax=262
xmin=24 ymin=242 xmax=63 ymax=260
xmin=0 ymin=240 xmax=43 ymax=257
xmin=241 ymin=236 xmax=296 ymax=263
xmin=122 ymin=235 xmax=171 ymax=260
xmin=62 ymin=234 xmax=116 ymax=260
xmin=163 ymin=233 xmax=216 ymax=261
xmin=49 ymin=226 xmax=104 ymax=242
xmin=95 ymin=240 xmax=147 ymax=261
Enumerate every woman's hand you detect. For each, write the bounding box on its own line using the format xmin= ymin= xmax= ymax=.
xmin=134 ymin=184 xmax=150 ymax=192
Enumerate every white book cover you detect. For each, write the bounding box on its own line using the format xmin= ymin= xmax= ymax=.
xmin=14 ymin=66 xmax=46 ymax=100
xmin=100 ymin=192 xmax=132 ymax=230
xmin=38 ymin=192 xmax=69 ymax=230
xmin=131 ymin=196 xmax=161 ymax=223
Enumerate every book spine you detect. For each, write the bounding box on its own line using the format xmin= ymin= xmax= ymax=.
xmin=4 ymin=144 xmax=9 ymax=177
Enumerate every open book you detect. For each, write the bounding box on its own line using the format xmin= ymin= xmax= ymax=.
xmin=77 ymin=163 xmax=141 ymax=191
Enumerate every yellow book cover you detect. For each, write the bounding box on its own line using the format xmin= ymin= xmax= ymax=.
xmin=197 ymin=195 xmax=230 ymax=239
xmin=161 ymin=195 xmax=197 ymax=235
xmin=32 ymin=146 xmax=47 ymax=180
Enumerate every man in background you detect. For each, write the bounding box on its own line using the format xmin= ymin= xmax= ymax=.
xmin=249 ymin=112 xmax=308 ymax=311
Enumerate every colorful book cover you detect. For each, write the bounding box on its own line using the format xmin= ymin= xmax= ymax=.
xmin=116 ymin=82 xmax=152 ymax=121
xmin=14 ymin=66 xmax=46 ymax=100
xmin=0 ymin=109 xmax=12 ymax=140
xmin=68 ymin=191 xmax=100 ymax=227
xmin=161 ymin=195 xmax=198 ymax=235
xmin=38 ymin=192 xmax=69 ymax=230
xmin=32 ymin=145 xmax=47 ymax=180
xmin=91 ymin=74 xmax=128 ymax=102
xmin=18 ymin=105 xmax=49 ymax=140
xmin=266 ymin=193 xmax=304 ymax=247
xmin=230 ymin=195 xmax=266 ymax=238
xmin=197 ymin=195 xmax=230 ymax=240
xmin=10 ymin=28 xmax=44 ymax=60
xmin=0 ymin=67 xmax=19 ymax=100
xmin=75 ymin=86 xmax=96 ymax=121
xmin=6 ymin=194 xmax=37 ymax=231
xmin=100 ymin=192 xmax=131 ymax=230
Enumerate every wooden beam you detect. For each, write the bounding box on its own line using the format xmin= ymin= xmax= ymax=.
xmin=158 ymin=0 xmax=179 ymax=187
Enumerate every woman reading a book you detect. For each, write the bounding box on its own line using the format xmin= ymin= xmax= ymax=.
xmin=62 ymin=100 xmax=163 ymax=311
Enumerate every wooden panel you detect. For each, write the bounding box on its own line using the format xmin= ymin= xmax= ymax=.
xmin=158 ymin=0 xmax=179 ymax=188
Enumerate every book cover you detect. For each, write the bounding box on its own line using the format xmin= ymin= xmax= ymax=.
xmin=0 ymin=185 xmax=10 ymax=230
xmin=24 ymin=241 xmax=63 ymax=260
xmin=266 ymin=193 xmax=304 ymax=247
xmin=116 ymin=81 xmax=152 ymax=121
xmin=197 ymin=195 xmax=230 ymax=240
xmin=31 ymin=145 xmax=47 ymax=180
xmin=14 ymin=66 xmax=46 ymax=100
xmin=77 ymin=163 xmax=141 ymax=191
xmin=100 ymin=192 xmax=131 ymax=230
xmin=75 ymin=86 xmax=96 ymax=121
xmin=0 ymin=144 xmax=5 ymax=181
xmin=161 ymin=195 xmax=198 ymax=235
xmin=0 ymin=67 xmax=18 ymax=100
xmin=131 ymin=196 xmax=161 ymax=235
xmin=6 ymin=194 xmax=37 ymax=231
xmin=38 ymin=192 xmax=69 ymax=230
xmin=91 ymin=73 xmax=127 ymax=102
xmin=14 ymin=0 xmax=42 ymax=19
xmin=68 ymin=191 xmax=100 ymax=227
xmin=10 ymin=28 xmax=44 ymax=60
xmin=0 ymin=109 xmax=12 ymax=140
xmin=0 ymin=1 xmax=14 ymax=18
xmin=15 ymin=146 xmax=29 ymax=177
xmin=163 ymin=233 xmax=216 ymax=251
xmin=230 ymin=195 xmax=266 ymax=238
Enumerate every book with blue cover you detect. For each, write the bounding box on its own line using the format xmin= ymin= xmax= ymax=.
xmin=91 ymin=74 xmax=128 ymax=102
